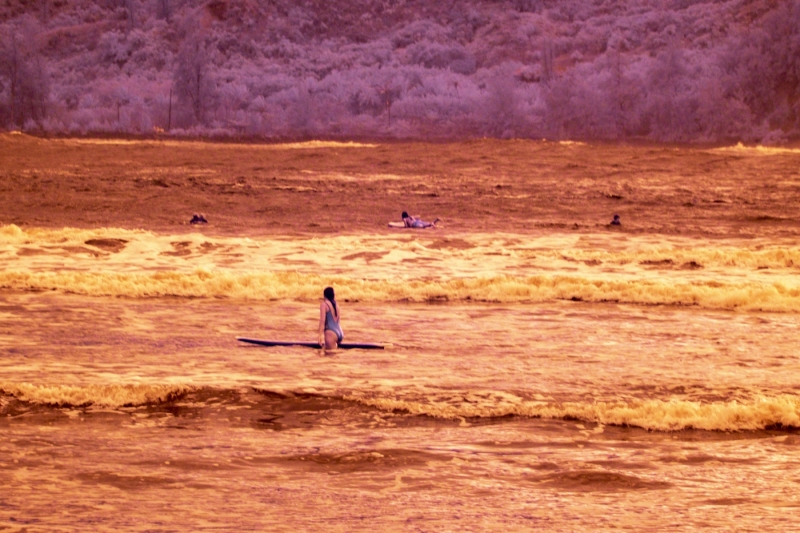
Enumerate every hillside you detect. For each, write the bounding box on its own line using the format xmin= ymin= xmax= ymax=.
xmin=1 ymin=0 xmax=798 ymax=143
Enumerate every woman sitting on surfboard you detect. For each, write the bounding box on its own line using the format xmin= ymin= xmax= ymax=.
xmin=401 ymin=211 xmax=440 ymax=229
xmin=319 ymin=287 xmax=343 ymax=350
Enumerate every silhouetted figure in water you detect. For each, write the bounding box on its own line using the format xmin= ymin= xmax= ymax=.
xmin=190 ymin=213 xmax=208 ymax=224
xmin=402 ymin=211 xmax=440 ymax=228
xmin=610 ymin=214 xmax=621 ymax=226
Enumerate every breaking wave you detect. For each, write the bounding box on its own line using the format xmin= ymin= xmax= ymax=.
xmin=0 ymin=382 xmax=194 ymax=408
xmin=0 ymin=224 xmax=150 ymax=245
xmin=347 ymin=391 xmax=800 ymax=432
xmin=712 ymin=143 xmax=800 ymax=156
xmin=60 ymin=138 xmax=377 ymax=150
xmin=1 ymin=269 xmax=799 ymax=311
xmin=559 ymin=246 xmax=800 ymax=270
xmin=4 ymin=225 xmax=800 ymax=271
xmin=3 ymin=381 xmax=799 ymax=432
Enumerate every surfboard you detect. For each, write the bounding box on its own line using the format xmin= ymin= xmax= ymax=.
xmin=388 ymin=221 xmax=438 ymax=229
xmin=236 ymin=337 xmax=385 ymax=350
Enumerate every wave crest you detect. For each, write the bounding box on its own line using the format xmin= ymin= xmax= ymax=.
xmin=2 ymin=269 xmax=799 ymax=311
xmin=0 ymin=383 xmax=194 ymax=408
xmin=347 ymin=392 xmax=800 ymax=432
xmin=4 ymin=382 xmax=799 ymax=432
xmin=712 ymin=143 xmax=800 ymax=156
xmin=0 ymin=224 xmax=149 ymax=245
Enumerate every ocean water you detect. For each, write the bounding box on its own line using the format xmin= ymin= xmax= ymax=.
xmin=1 ymin=139 xmax=800 ymax=531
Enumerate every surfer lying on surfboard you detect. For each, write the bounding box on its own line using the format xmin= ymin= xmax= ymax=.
xmin=399 ymin=211 xmax=440 ymax=228
xmin=319 ymin=286 xmax=343 ymax=350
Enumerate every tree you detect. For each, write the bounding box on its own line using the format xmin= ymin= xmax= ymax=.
xmin=376 ymin=82 xmax=401 ymax=127
xmin=728 ymin=1 xmax=800 ymax=135
xmin=157 ymin=0 xmax=172 ymax=23
xmin=37 ymin=0 xmax=50 ymax=23
xmin=0 ymin=18 xmax=49 ymax=129
xmin=173 ymin=36 xmax=216 ymax=126
xmin=540 ymin=38 xmax=555 ymax=84
xmin=124 ymin=0 xmax=136 ymax=32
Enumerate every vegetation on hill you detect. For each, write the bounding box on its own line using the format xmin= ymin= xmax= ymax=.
xmin=1 ymin=0 xmax=798 ymax=143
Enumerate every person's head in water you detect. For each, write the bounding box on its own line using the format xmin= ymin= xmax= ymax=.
xmin=611 ymin=214 xmax=621 ymax=225
xmin=323 ymin=287 xmax=337 ymax=313
xmin=401 ymin=211 xmax=409 ymax=219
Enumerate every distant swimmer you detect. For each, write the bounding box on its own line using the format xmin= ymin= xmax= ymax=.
xmin=319 ymin=286 xmax=343 ymax=350
xmin=190 ymin=213 xmax=208 ymax=224
xmin=610 ymin=214 xmax=621 ymax=226
xmin=401 ymin=211 xmax=440 ymax=229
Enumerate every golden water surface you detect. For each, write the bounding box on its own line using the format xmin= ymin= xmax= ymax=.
xmin=1 ymin=136 xmax=799 ymax=531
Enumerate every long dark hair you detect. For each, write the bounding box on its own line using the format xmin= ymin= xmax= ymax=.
xmin=401 ymin=211 xmax=409 ymax=219
xmin=323 ymin=286 xmax=337 ymax=315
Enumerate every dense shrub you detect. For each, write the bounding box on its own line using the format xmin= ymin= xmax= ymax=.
xmin=0 ymin=0 xmax=797 ymax=143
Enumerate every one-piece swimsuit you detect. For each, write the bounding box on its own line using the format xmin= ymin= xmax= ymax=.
xmin=324 ymin=300 xmax=343 ymax=343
